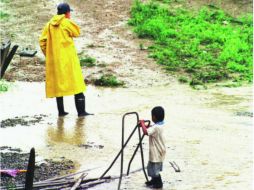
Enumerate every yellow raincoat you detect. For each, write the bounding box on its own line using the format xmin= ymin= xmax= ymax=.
xmin=39 ymin=15 xmax=86 ymax=98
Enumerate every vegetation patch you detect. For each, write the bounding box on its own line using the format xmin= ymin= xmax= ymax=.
xmin=0 ymin=0 xmax=10 ymax=3
xmin=0 ymin=80 xmax=10 ymax=92
xmin=0 ymin=11 xmax=9 ymax=20
xmin=139 ymin=43 xmax=145 ymax=50
xmin=217 ymin=82 xmax=242 ymax=88
xmin=129 ymin=0 xmax=253 ymax=86
xmin=94 ymin=74 xmax=124 ymax=87
xmin=80 ymin=56 xmax=96 ymax=67
xmin=178 ymin=76 xmax=189 ymax=83
xmin=87 ymin=44 xmax=96 ymax=48
xmin=0 ymin=0 xmax=10 ymax=19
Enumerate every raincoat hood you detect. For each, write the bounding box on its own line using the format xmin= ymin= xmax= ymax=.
xmin=49 ymin=15 xmax=65 ymax=26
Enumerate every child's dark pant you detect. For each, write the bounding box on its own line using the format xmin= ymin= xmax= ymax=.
xmin=147 ymin=161 xmax=163 ymax=177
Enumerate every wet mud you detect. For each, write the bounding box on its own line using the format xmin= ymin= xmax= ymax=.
xmin=0 ymin=147 xmax=75 ymax=188
xmin=78 ymin=143 xmax=104 ymax=149
xmin=0 ymin=114 xmax=47 ymax=128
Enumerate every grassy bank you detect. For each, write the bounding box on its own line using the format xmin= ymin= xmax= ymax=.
xmin=129 ymin=0 xmax=253 ymax=86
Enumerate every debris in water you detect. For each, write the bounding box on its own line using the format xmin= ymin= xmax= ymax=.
xmin=78 ymin=142 xmax=104 ymax=149
xmin=0 ymin=114 xmax=47 ymax=128
xmin=235 ymin=111 xmax=253 ymax=117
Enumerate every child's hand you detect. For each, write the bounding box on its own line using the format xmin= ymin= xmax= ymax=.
xmin=138 ymin=120 xmax=146 ymax=127
xmin=138 ymin=120 xmax=149 ymax=135
xmin=138 ymin=120 xmax=150 ymax=128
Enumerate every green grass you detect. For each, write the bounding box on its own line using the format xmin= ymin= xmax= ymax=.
xmin=94 ymin=74 xmax=124 ymax=87
xmin=0 ymin=0 xmax=10 ymax=3
xmin=87 ymin=44 xmax=96 ymax=48
xmin=129 ymin=0 xmax=253 ymax=86
xmin=0 ymin=11 xmax=9 ymax=19
xmin=178 ymin=76 xmax=189 ymax=83
xmin=0 ymin=80 xmax=9 ymax=92
xmin=139 ymin=43 xmax=145 ymax=50
xmin=80 ymin=56 xmax=96 ymax=67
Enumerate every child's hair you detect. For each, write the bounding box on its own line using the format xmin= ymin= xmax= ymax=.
xmin=151 ymin=106 xmax=165 ymax=122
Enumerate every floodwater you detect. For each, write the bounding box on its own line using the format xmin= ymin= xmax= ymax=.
xmin=0 ymin=82 xmax=252 ymax=190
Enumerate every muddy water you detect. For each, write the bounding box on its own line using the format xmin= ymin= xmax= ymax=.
xmin=0 ymin=82 xmax=252 ymax=190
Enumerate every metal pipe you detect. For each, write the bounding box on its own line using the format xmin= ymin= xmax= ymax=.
xmin=99 ymin=125 xmax=138 ymax=179
xmin=118 ymin=112 xmax=139 ymax=190
xmin=100 ymin=112 xmax=151 ymax=190
xmin=127 ymin=120 xmax=149 ymax=179
xmin=100 ymin=112 xmax=139 ymax=180
xmin=137 ymin=126 xmax=148 ymax=181
xmin=126 ymin=134 xmax=145 ymax=175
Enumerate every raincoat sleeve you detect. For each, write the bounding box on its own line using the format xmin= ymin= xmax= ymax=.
xmin=39 ymin=24 xmax=48 ymax=56
xmin=64 ymin=20 xmax=80 ymax=38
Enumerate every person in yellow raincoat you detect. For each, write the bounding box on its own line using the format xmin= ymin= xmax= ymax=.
xmin=39 ymin=3 xmax=92 ymax=117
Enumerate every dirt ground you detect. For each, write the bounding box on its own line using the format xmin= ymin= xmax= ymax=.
xmin=182 ymin=0 xmax=252 ymax=16
xmin=0 ymin=0 xmax=56 ymax=82
xmin=1 ymin=0 xmax=252 ymax=86
xmin=1 ymin=0 xmax=173 ymax=87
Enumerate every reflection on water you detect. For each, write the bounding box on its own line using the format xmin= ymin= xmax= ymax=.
xmin=47 ymin=117 xmax=86 ymax=146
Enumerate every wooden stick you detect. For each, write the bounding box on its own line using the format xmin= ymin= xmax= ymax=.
xmin=79 ymin=176 xmax=111 ymax=183
xmin=43 ymin=166 xmax=100 ymax=182
xmin=25 ymin=148 xmax=35 ymax=190
xmin=169 ymin=161 xmax=181 ymax=172
xmin=80 ymin=179 xmax=108 ymax=188
xmin=70 ymin=173 xmax=87 ymax=190
xmin=13 ymin=166 xmax=145 ymax=190
xmin=37 ymin=184 xmax=70 ymax=190
xmin=14 ymin=176 xmax=111 ymax=189
xmin=173 ymin=161 xmax=181 ymax=172
xmin=15 ymin=179 xmax=74 ymax=189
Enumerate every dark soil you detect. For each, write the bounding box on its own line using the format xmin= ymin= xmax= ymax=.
xmin=0 ymin=114 xmax=47 ymax=128
xmin=236 ymin=111 xmax=253 ymax=117
xmin=78 ymin=142 xmax=104 ymax=149
xmin=0 ymin=147 xmax=75 ymax=188
xmin=4 ymin=57 xmax=45 ymax=82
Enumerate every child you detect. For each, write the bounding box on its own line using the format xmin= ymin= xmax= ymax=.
xmin=139 ymin=106 xmax=166 ymax=188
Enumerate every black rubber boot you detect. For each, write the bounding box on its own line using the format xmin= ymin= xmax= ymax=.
xmin=145 ymin=178 xmax=155 ymax=187
xmin=56 ymin=97 xmax=68 ymax=117
xmin=152 ymin=175 xmax=163 ymax=189
xmin=74 ymin=93 xmax=93 ymax=117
